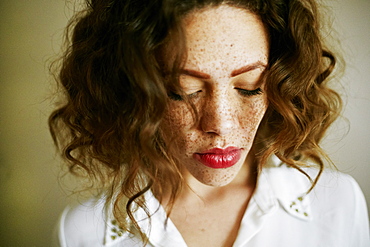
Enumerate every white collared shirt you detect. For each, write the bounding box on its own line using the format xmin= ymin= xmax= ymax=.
xmin=53 ymin=163 xmax=370 ymax=247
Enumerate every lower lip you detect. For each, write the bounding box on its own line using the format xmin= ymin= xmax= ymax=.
xmin=194 ymin=148 xmax=242 ymax=169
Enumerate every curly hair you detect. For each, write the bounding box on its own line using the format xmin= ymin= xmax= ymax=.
xmin=49 ymin=0 xmax=341 ymax=239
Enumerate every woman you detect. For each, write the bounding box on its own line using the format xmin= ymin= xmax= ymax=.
xmin=50 ymin=0 xmax=369 ymax=246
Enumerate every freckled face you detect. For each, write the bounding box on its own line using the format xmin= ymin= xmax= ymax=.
xmin=161 ymin=5 xmax=269 ymax=187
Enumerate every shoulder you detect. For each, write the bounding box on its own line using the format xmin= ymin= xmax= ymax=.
xmin=262 ymin=165 xmax=369 ymax=245
xmin=265 ymin=163 xmax=367 ymax=213
xmin=54 ymin=197 xmax=106 ymax=247
xmin=310 ymin=169 xmax=367 ymax=212
xmin=283 ymin=167 xmax=368 ymax=217
xmin=53 ymin=196 xmax=147 ymax=247
xmin=309 ymin=169 xmax=369 ymax=245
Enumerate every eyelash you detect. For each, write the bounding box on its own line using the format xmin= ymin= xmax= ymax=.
xmin=168 ymin=92 xmax=184 ymax=101
xmin=236 ymin=88 xmax=263 ymax=97
xmin=168 ymin=88 xmax=262 ymax=101
xmin=168 ymin=91 xmax=200 ymax=101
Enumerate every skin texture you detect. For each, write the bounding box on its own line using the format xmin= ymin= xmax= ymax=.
xmin=159 ymin=5 xmax=270 ymax=246
xmin=162 ymin=5 xmax=269 ymax=189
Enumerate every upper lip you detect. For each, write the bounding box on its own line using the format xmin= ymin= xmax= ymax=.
xmin=197 ymin=147 xmax=240 ymax=154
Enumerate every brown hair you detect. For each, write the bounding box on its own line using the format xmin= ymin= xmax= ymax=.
xmin=49 ymin=0 xmax=341 ymax=239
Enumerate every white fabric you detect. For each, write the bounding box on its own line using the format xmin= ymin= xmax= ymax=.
xmin=53 ymin=164 xmax=370 ymax=247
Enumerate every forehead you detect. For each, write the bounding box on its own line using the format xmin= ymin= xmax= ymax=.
xmin=182 ymin=5 xmax=269 ymax=74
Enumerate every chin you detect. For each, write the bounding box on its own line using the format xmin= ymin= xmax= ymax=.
xmin=201 ymin=177 xmax=236 ymax=187
xmin=191 ymin=166 xmax=241 ymax=187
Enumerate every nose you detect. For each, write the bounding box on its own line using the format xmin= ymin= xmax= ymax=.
xmin=200 ymin=94 xmax=238 ymax=136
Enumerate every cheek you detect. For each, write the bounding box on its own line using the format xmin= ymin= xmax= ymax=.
xmin=161 ymin=104 xmax=194 ymax=143
xmin=163 ymin=104 xmax=190 ymax=127
xmin=239 ymin=97 xmax=268 ymax=130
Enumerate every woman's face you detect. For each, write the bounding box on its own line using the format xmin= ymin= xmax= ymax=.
xmin=161 ymin=5 xmax=269 ymax=187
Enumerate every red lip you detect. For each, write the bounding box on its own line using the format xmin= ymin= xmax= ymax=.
xmin=194 ymin=147 xmax=242 ymax=169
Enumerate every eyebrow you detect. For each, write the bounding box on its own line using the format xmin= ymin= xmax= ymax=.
xmin=180 ymin=61 xmax=267 ymax=79
xmin=180 ymin=69 xmax=211 ymax=80
xmin=230 ymin=61 xmax=267 ymax=77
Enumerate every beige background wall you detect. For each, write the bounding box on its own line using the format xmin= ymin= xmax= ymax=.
xmin=0 ymin=0 xmax=368 ymax=246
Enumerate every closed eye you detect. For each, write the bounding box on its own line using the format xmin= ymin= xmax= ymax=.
xmin=168 ymin=91 xmax=183 ymax=101
xmin=168 ymin=90 xmax=202 ymax=101
xmin=188 ymin=90 xmax=202 ymax=99
xmin=236 ymin=88 xmax=262 ymax=97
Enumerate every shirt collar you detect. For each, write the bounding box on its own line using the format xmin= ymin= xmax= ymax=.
xmin=256 ymin=155 xmax=314 ymax=221
xmin=104 ymin=191 xmax=187 ymax=247
xmin=233 ymin=157 xmax=314 ymax=246
xmin=104 ymin=155 xmax=315 ymax=246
